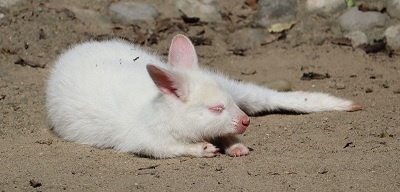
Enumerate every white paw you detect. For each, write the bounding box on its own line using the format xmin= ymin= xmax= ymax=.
xmin=225 ymin=143 xmax=249 ymax=157
xmin=199 ymin=142 xmax=219 ymax=157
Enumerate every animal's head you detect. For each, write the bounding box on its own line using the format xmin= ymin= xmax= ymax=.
xmin=146 ymin=34 xmax=249 ymax=139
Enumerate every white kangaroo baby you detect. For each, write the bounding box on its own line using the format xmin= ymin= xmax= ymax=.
xmin=46 ymin=34 xmax=361 ymax=158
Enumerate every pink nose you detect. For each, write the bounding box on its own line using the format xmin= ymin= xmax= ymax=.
xmin=236 ymin=116 xmax=250 ymax=134
xmin=242 ymin=117 xmax=250 ymax=127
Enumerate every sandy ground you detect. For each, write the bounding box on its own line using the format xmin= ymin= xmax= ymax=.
xmin=1 ymin=1 xmax=399 ymax=191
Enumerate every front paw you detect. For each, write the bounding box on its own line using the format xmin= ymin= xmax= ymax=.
xmin=225 ymin=143 xmax=249 ymax=157
xmin=199 ymin=142 xmax=219 ymax=157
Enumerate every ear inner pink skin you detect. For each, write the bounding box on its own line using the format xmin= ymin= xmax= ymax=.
xmin=168 ymin=35 xmax=198 ymax=69
xmin=146 ymin=65 xmax=179 ymax=98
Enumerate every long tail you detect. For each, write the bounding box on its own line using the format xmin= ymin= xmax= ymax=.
xmin=212 ymin=73 xmax=362 ymax=115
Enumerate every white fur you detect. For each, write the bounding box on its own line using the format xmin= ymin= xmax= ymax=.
xmin=46 ymin=35 xmax=249 ymax=158
xmin=213 ymin=74 xmax=358 ymax=115
xmin=46 ymin=34 xmax=360 ymax=158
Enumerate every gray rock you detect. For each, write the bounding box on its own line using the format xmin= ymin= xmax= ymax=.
xmin=328 ymin=82 xmax=346 ymax=90
xmin=344 ymin=31 xmax=368 ymax=48
xmin=265 ymin=80 xmax=292 ymax=92
xmin=69 ymin=7 xmax=113 ymax=28
xmin=108 ymin=2 xmax=159 ymax=24
xmin=176 ymin=0 xmax=222 ymax=23
xmin=387 ymin=0 xmax=400 ymax=20
xmin=356 ymin=0 xmax=385 ymax=12
xmin=254 ymin=0 xmax=297 ymax=28
xmin=338 ymin=7 xmax=386 ymax=32
xmin=384 ymin=25 xmax=400 ymax=54
xmin=0 ymin=71 xmax=13 ymax=82
xmin=226 ymin=28 xmax=270 ymax=50
xmin=306 ymin=0 xmax=345 ymax=13
xmin=0 ymin=0 xmax=24 ymax=9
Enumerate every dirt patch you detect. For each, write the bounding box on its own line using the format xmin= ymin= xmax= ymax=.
xmin=0 ymin=0 xmax=399 ymax=191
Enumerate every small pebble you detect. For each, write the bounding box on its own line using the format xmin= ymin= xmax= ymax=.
xmin=265 ymin=80 xmax=292 ymax=92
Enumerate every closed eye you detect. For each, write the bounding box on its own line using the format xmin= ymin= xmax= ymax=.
xmin=208 ymin=105 xmax=225 ymax=114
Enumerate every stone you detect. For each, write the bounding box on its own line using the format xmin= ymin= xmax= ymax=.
xmin=384 ymin=25 xmax=400 ymax=54
xmin=356 ymin=0 xmax=385 ymax=12
xmin=69 ymin=7 xmax=113 ymax=28
xmin=108 ymin=2 xmax=159 ymax=24
xmin=306 ymin=0 xmax=345 ymax=13
xmin=329 ymin=82 xmax=346 ymax=90
xmin=344 ymin=31 xmax=368 ymax=48
xmin=226 ymin=28 xmax=270 ymax=50
xmin=265 ymin=80 xmax=292 ymax=92
xmin=254 ymin=0 xmax=297 ymax=28
xmin=387 ymin=0 xmax=400 ymax=20
xmin=0 ymin=0 xmax=24 ymax=9
xmin=0 ymin=71 xmax=13 ymax=82
xmin=176 ymin=0 xmax=222 ymax=23
xmin=338 ymin=7 xmax=386 ymax=32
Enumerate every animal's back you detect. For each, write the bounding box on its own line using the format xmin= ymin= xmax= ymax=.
xmin=46 ymin=40 xmax=163 ymax=148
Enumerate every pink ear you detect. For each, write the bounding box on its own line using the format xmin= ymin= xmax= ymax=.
xmin=146 ymin=65 xmax=188 ymax=100
xmin=168 ymin=34 xmax=199 ymax=70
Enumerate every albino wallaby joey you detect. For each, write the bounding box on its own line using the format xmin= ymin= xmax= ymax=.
xmin=46 ymin=34 xmax=361 ymax=158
